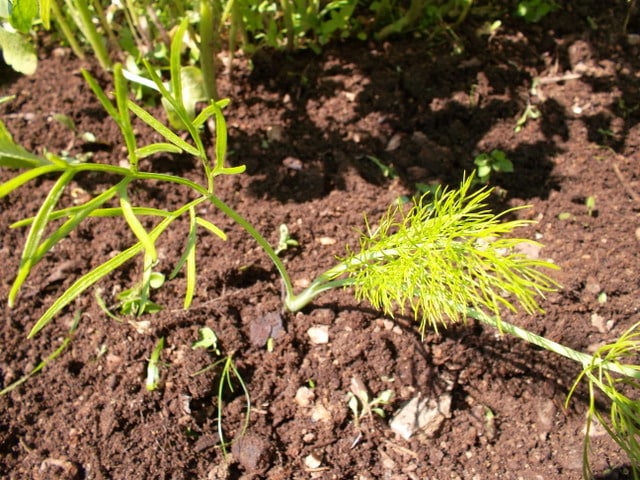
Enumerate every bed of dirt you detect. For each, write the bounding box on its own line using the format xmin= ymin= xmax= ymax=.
xmin=1 ymin=2 xmax=640 ymax=479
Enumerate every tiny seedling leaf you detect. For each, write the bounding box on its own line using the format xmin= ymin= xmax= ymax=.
xmin=192 ymin=327 xmax=220 ymax=353
xmin=146 ymin=337 xmax=165 ymax=391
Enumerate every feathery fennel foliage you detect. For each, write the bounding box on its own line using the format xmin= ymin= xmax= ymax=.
xmin=342 ymin=177 xmax=559 ymax=333
xmin=568 ymin=321 xmax=640 ymax=479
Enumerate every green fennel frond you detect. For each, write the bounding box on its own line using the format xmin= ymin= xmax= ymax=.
xmin=342 ymin=175 xmax=560 ymax=334
xmin=568 ymin=321 xmax=640 ymax=479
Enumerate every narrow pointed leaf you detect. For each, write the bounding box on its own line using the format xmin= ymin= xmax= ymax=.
xmin=0 ymin=165 xmax=60 ymax=198
xmin=136 ymin=142 xmax=183 ymax=159
xmin=127 ymin=100 xmax=199 ymax=156
xmin=118 ymin=183 xmax=157 ymax=262
xmin=196 ymin=217 xmax=227 ymax=240
xmin=28 ymin=241 xmax=144 ymax=337
xmin=9 ymin=170 xmax=75 ymax=306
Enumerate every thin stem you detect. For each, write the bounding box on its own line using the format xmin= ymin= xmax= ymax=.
xmin=207 ymin=195 xmax=296 ymax=304
xmin=50 ymin=0 xmax=85 ymax=59
xmin=467 ymin=307 xmax=640 ymax=380
xmin=64 ymin=0 xmax=111 ymax=70
xmin=199 ymin=0 xmax=220 ymax=101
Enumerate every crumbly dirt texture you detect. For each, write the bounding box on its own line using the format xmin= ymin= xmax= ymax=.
xmin=1 ymin=3 xmax=640 ymax=479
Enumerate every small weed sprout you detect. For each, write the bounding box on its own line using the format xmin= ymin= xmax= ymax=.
xmin=515 ymin=103 xmax=541 ymax=132
xmin=145 ymin=337 xmax=165 ymax=392
xmin=585 ymin=196 xmax=597 ymax=217
xmin=192 ymin=326 xmax=221 ymax=355
xmin=365 ymin=155 xmax=398 ymax=179
xmin=274 ymin=224 xmax=299 ymax=255
xmin=516 ymin=0 xmax=559 ymax=23
xmin=347 ymin=376 xmax=394 ymax=429
xmin=473 ymin=149 xmax=513 ymax=184
xmin=117 ymin=271 xmax=166 ymax=316
xmin=192 ymin=328 xmax=250 ymax=455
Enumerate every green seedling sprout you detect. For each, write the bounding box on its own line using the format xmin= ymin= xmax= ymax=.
xmin=192 ymin=328 xmax=250 ymax=456
xmin=274 ymin=224 xmax=299 ymax=255
xmin=365 ymin=155 xmax=398 ymax=179
xmin=192 ymin=326 xmax=221 ymax=355
xmin=473 ymin=149 xmax=513 ymax=184
xmin=2 ymin=19 xmax=640 ymax=474
xmin=146 ymin=336 xmax=165 ymax=392
xmin=347 ymin=376 xmax=393 ymax=447
xmin=585 ymin=196 xmax=597 ymax=217
xmin=516 ymin=0 xmax=559 ymax=23
xmin=347 ymin=376 xmax=394 ymax=427
xmin=515 ymin=103 xmax=541 ymax=132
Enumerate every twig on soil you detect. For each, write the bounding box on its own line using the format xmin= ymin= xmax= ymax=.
xmin=382 ymin=438 xmax=420 ymax=459
xmin=612 ymin=162 xmax=640 ymax=203
xmin=536 ymin=72 xmax=582 ymax=84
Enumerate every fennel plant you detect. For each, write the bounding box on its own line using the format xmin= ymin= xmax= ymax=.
xmin=1 ymin=20 xmax=639 ymax=477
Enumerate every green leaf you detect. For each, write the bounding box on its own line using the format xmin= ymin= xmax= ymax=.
xmin=28 ymin=239 xmax=144 ymax=337
xmin=161 ymin=66 xmax=208 ymax=130
xmin=146 ymin=337 xmax=165 ymax=391
xmin=39 ymin=0 xmax=51 ymax=29
xmin=342 ymin=174 xmax=560 ymax=333
xmin=9 ymin=170 xmax=75 ymax=307
xmin=81 ymin=69 xmax=120 ymax=121
xmin=118 ymin=183 xmax=157 ymax=262
xmin=0 ymin=119 xmax=50 ymax=168
xmin=0 ymin=165 xmax=60 ymax=198
xmin=127 ymin=100 xmax=200 ymax=157
xmin=136 ymin=142 xmax=184 ymax=159
xmin=196 ymin=217 xmax=227 ymax=240
xmin=9 ymin=0 xmax=39 ymax=33
xmin=0 ymin=28 xmax=37 ymax=75
xmin=192 ymin=327 xmax=219 ymax=351
xmin=31 ymin=183 xmax=121 ymax=265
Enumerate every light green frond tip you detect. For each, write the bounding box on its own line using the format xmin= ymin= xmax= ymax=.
xmin=343 ymin=175 xmax=560 ymax=334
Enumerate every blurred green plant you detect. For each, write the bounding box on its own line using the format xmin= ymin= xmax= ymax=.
xmin=145 ymin=336 xmax=165 ymax=391
xmin=516 ymin=0 xmax=558 ymax=23
xmin=0 ymin=0 xmax=40 ymax=74
xmin=473 ymin=149 xmax=513 ymax=184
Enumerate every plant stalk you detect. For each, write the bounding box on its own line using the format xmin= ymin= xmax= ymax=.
xmin=466 ymin=307 xmax=640 ymax=379
xmin=199 ymin=0 xmax=220 ymax=101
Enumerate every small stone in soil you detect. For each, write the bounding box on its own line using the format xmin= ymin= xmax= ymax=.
xmin=249 ymin=311 xmax=285 ymax=346
xmin=307 ymin=325 xmax=329 ymax=344
xmin=295 ymin=386 xmax=316 ymax=407
xmin=231 ymin=433 xmax=273 ymax=473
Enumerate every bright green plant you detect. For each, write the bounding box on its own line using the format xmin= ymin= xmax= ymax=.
xmin=2 ymin=21 xmax=640 ymax=476
xmin=567 ymin=321 xmax=640 ymax=479
xmin=193 ymin=326 xmax=222 ymax=354
xmin=274 ymin=223 xmax=299 ymax=255
xmin=515 ymin=103 xmax=541 ymax=132
xmin=473 ymin=149 xmax=513 ymax=184
xmin=516 ymin=0 xmax=558 ymax=23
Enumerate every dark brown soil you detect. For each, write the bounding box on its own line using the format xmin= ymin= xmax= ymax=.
xmin=2 ymin=3 xmax=640 ymax=479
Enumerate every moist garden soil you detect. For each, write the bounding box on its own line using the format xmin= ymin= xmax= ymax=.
xmin=1 ymin=3 xmax=640 ymax=479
